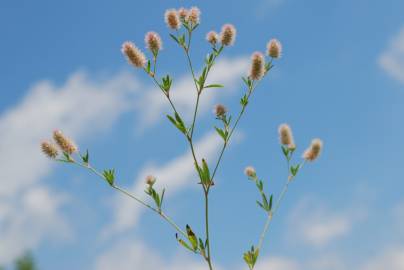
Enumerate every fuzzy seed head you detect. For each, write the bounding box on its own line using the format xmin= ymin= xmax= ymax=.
xmin=178 ymin=7 xmax=188 ymax=21
xmin=214 ymin=104 xmax=227 ymax=117
xmin=188 ymin=7 xmax=201 ymax=25
xmin=145 ymin=175 xmax=156 ymax=186
xmin=206 ymin=31 xmax=219 ymax=45
xmin=303 ymin=138 xmax=323 ymax=161
xmin=267 ymin=39 xmax=282 ymax=59
xmin=244 ymin=166 xmax=256 ymax=178
xmin=53 ymin=130 xmax=77 ymax=154
xmin=220 ymin=24 xmax=236 ymax=46
xmin=121 ymin=42 xmax=147 ymax=68
xmin=41 ymin=141 xmax=58 ymax=159
xmin=145 ymin=32 xmax=162 ymax=55
xmin=278 ymin=123 xmax=295 ymax=149
xmin=165 ymin=9 xmax=180 ymax=30
xmin=249 ymin=52 xmax=265 ymax=81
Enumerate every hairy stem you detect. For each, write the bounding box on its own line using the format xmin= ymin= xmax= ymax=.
xmin=204 ymin=191 xmax=214 ymax=270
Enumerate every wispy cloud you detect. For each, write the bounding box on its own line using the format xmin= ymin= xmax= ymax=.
xmin=102 ymin=132 xmax=225 ymax=237
xmin=286 ymin=198 xmax=365 ymax=247
xmin=379 ymin=26 xmax=404 ymax=84
xmin=254 ymin=0 xmax=285 ymax=18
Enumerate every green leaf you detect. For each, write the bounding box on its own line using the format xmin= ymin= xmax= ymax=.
xmin=81 ymin=150 xmax=89 ymax=164
xmin=186 ymin=225 xmax=198 ymax=251
xmin=166 ymin=114 xmax=187 ymax=134
xmin=243 ymin=246 xmax=259 ymax=270
xmin=200 ymin=159 xmax=211 ymax=186
xmin=214 ymin=127 xmax=227 ymax=141
xmin=102 ymin=169 xmax=115 ymax=186
xmin=240 ymin=94 xmax=248 ymax=107
xmin=176 ymin=234 xmax=194 ymax=252
xmin=204 ymin=84 xmax=224 ymax=88
xmin=169 ymin=34 xmax=179 ymax=44
xmin=281 ymin=145 xmax=290 ymax=158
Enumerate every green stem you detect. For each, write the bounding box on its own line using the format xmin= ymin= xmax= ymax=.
xmin=69 ymin=159 xmax=188 ymax=240
xmin=204 ymin=191 xmax=214 ymax=270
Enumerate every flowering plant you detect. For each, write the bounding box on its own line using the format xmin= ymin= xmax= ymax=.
xmin=41 ymin=7 xmax=323 ymax=270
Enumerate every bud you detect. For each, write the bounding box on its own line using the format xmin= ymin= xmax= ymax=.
xmin=145 ymin=31 xmax=162 ymax=55
xmin=53 ymin=130 xmax=77 ymax=154
xmin=145 ymin=175 xmax=156 ymax=186
xmin=278 ymin=124 xmax=295 ymax=149
xmin=220 ymin=24 xmax=236 ymax=46
xmin=249 ymin=52 xmax=265 ymax=80
xmin=178 ymin=7 xmax=188 ymax=21
xmin=267 ymin=39 xmax=282 ymax=59
xmin=165 ymin=9 xmax=180 ymax=30
xmin=188 ymin=7 xmax=201 ymax=25
xmin=206 ymin=31 xmax=219 ymax=45
xmin=121 ymin=42 xmax=147 ymax=68
xmin=41 ymin=141 xmax=58 ymax=159
xmin=244 ymin=166 xmax=257 ymax=179
xmin=303 ymin=139 xmax=323 ymax=161
xmin=213 ymin=104 xmax=227 ymax=117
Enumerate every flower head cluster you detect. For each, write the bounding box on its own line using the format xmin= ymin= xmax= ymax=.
xmin=249 ymin=52 xmax=265 ymax=81
xmin=278 ymin=124 xmax=295 ymax=150
xmin=267 ymin=39 xmax=282 ymax=59
xmin=220 ymin=24 xmax=236 ymax=46
xmin=121 ymin=42 xmax=147 ymax=68
xmin=303 ymin=139 xmax=323 ymax=161
xmin=41 ymin=130 xmax=78 ymax=159
xmin=145 ymin=31 xmax=162 ymax=55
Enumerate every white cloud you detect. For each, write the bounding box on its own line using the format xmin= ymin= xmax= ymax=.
xmin=287 ymin=198 xmax=358 ymax=247
xmin=0 ymin=186 xmax=71 ymax=264
xmin=102 ymin=132 xmax=224 ymax=237
xmin=361 ymin=247 xmax=404 ymax=270
xmin=95 ymin=239 xmax=217 ymax=270
xmin=379 ymin=26 xmax=404 ymax=84
xmin=254 ymin=256 xmax=298 ymax=270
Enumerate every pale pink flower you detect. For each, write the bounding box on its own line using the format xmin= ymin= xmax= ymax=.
xmin=165 ymin=9 xmax=180 ymax=30
xmin=121 ymin=42 xmax=147 ymax=68
xmin=41 ymin=141 xmax=58 ymax=158
xmin=249 ymin=52 xmax=265 ymax=80
xmin=303 ymin=139 xmax=323 ymax=161
xmin=220 ymin=24 xmax=236 ymax=46
xmin=53 ymin=130 xmax=77 ymax=154
xmin=267 ymin=39 xmax=282 ymax=58
xmin=206 ymin=31 xmax=219 ymax=45
xmin=145 ymin=31 xmax=162 ymax=54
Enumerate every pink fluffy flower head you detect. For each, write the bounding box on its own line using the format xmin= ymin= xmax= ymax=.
xmin=249 ymin=52 xmax=265 ymax=81
xmin=303 ymin=139 xmax=323 ymax=161
xmin=206 ymin=31 xmax=219 ymax=46
xmin=53 ymin=130 xmax=77 ymax=155
xmin=267 ymin=39 xmax=282 ymax=59
xmin=188 ymin=6 xmax=201 ymax=25
xmin=220 ymin=24 xmax=236 ymax=46
xmin=145 ymin=31 xmax=162 ymax=55
xmin=121 ymin=42 xmax=147 ymax=68
xmin=178 ymin=7 xmax=188 ymax=22
xmin=41 ymin=141 xmax=58 ymax=159
xmin=165 ymin=9 xmax=180 ymax=30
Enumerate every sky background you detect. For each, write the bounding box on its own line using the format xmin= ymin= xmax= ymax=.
xmin=1 ymin=0 xmax=404 ymax=269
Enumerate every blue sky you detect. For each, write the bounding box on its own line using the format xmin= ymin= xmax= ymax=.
xmin=1 ymin=0 xmax=404 ymax=269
